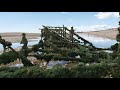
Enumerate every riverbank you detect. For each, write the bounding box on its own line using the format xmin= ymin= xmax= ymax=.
xmin=77 ymin=28 xmax=118 ymax=40
xmin=0 ymin=32 xmax=40 ymax=43
xmin=1 ymin=29 xmax=118 ymax=43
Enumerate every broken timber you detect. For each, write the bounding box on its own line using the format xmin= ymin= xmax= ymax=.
xmin=41 ymin=25 xmax=109 ymax=51
xmin=8 ymin=46 xmax=34 ymax=66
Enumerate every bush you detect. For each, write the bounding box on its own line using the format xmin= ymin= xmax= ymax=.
xmin=24 ymin=66 xmax=46 ymax=78
xmin=0 ymin=51 xmax=18 ymax=64
xmin=45 ymin=64 xmax=73 ymax=78
xmin=0 ymin=72 xmax=14 ymax=78
xmin=13 ymin=67 xmax=28 ymax=78
xmin=0 ymin=66 xmax=10 ymax=72
xmin=71 ymin=62 xmax=110 ymax=78
xmin=0 ymin=61 xmax=119 ymax=78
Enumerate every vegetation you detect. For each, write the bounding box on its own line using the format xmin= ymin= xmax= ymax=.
xmin=0 ymin=51 xmax=18 ymax=64
xmin=0 ymin=59 xmax=120 ymax=78
xmin=0 ymin=25 xmax=120 ymax=78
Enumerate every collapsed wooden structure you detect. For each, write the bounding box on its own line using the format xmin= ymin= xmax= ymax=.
xmin=0 ymin=25 xmax=117 ymax=67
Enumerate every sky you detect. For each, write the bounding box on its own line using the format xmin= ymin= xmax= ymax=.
xmin=0 ymin=12 xmax=119 ymax=33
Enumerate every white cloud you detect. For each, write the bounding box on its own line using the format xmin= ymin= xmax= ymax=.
xmin=68 ymin=24 xmax=116 ymax=32
xmin=95 ymin=12 xmax=119 ymax=19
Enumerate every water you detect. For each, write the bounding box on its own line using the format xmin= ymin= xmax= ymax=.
xmin=0 ymin=34 xmax=117 ymax=50
xmin=77 ymin=33 xmax=117 ymax=48
xmin=0 ymin=38 xmax=40 ymax=51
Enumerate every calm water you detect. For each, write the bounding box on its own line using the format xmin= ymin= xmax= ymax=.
xmin=0 ymin=38 xmax=40 ymax=51
xmin=0 ymin=34 xmax=117 ymax=50
xmin=77 ymin=33 xmax=117 ymax=48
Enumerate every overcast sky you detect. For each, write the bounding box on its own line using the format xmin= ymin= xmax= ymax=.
xmin=0 ymin=12 xmax=119 ymax=33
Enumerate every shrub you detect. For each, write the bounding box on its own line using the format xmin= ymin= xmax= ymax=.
xmin=71 ymin=62 xmax=110 ymax=78
xmin=0 ymin=51 xmax=18 ymax=64
xmin=0 ymin=61 xmax=119 ymax=78
xmin=45 ymin=64 xmax=72 ymax=78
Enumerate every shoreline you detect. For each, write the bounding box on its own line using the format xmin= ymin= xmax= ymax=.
xmin=0 ymin=29 xmax=118 ymax=54
xmin=78 ymin=32 xmax=116 ymax=40
xmin=77 ymin=28 xmax=118 ymax=40
xmin=0 ymin=33 xmax=40 ymax=43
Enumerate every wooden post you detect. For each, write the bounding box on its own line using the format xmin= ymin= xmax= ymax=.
xmin=64 ymin=26 xmax=67 ymax=39
xmin=70 ymin=26 xmax=74 ymax=43
xmin=118 ymin=12 xmax=120 ymax=53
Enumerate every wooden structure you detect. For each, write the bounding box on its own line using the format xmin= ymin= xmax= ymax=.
xmin=40 ymin=25 xmax=97 ymax=49
xmin=0 ymin=25 xmax=116 ymax=67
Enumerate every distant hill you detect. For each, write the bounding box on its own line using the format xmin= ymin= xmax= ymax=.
xmin=0 ymin=32 xmax=41 ymax=43
xmin=0 ymin=32 xmax=40 ymax=37
xmin=77 ymin=28 xmax=118 ymax=40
